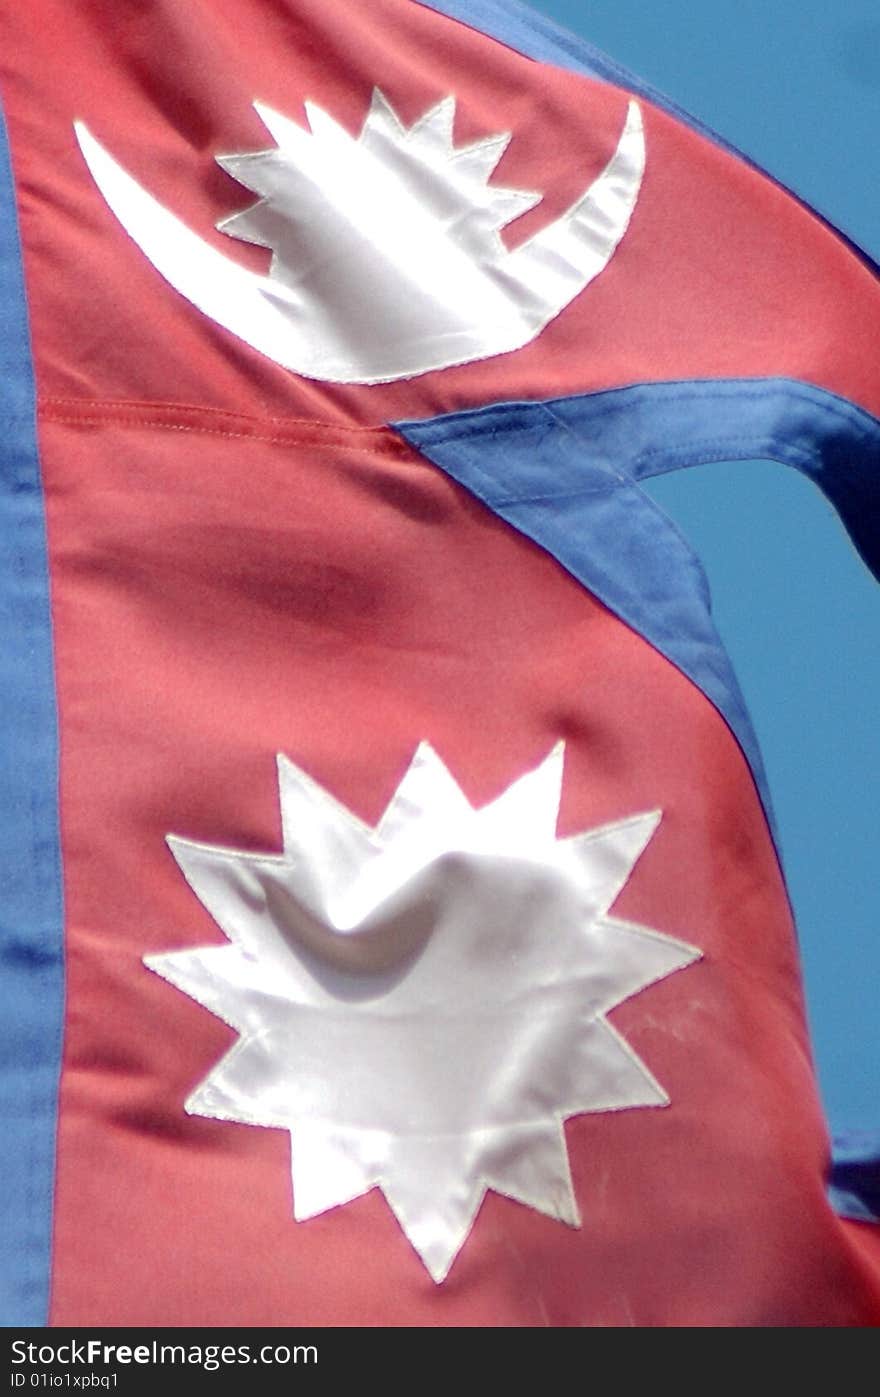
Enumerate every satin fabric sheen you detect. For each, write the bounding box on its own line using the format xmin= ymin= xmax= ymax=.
xmin=0 ymin=0 xmax=877 ymax=1325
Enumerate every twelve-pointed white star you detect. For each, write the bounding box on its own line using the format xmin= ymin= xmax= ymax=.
xmin=146 ymin=742 xmax=700 ymax=1281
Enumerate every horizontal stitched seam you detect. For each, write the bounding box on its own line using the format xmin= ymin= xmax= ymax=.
xmin=40 ymin=406 xmax=414 ymax=457
xmin=40 ymin=396 xmax=387 ymax=435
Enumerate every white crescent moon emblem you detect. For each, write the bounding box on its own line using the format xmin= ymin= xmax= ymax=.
xmin=74 ymin=95 xmax=644 ymax=385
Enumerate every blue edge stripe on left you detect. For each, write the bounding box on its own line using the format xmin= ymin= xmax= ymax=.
xmin=410 ymin=2 xmax=880 ymax=1227
xmin=0 ymin=102 xmax=64 ymax=1324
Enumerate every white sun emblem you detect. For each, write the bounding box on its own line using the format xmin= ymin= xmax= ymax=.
xmin=146 ymin=742 xmax=700 ymax=1281
xmin=75 ymin=88 xmax=644 ymax=383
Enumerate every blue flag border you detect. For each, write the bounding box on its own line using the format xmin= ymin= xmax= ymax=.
xmin=0 ymin=98 xmax=65 ymax=1325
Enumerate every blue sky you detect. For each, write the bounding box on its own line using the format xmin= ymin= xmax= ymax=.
xmin=526 ymin=0 xmax=880 ymax=1133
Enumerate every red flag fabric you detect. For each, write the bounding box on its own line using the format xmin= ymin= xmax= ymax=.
xmin=0 ymin=0 xmax=878 ymax=1326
